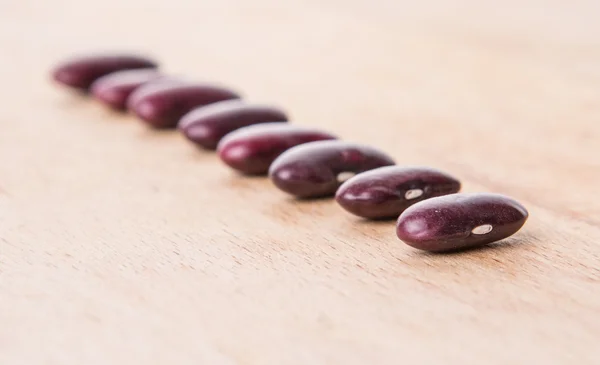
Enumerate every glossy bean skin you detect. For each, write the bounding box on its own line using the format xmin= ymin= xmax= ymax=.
xmin=129 ymin=82 xmax=241 ymax=129
xmin=126 ymin=78 xmax=186 ymax=110
xmin=269 ymin=141 xmax=395 ymax=198
xmin=52 ymin=54 xmax=158 ymax=91
xmin=335 ymin=166 xmax=461 ymax=219
xmin=218 ymin=123 xmax=338 ymax=175
xmin=90 ymin=69 xmax=163 ymax=110
xmin=396 ymin=193 xmax=529 ymax=252
xmin=179 ymin=101 xmax=289 ymax=150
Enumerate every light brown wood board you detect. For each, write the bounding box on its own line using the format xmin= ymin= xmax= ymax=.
xmin=1 ymin=0 xmax=600 ymax=364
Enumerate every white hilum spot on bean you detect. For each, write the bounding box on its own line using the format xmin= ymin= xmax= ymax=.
xmin=337 ymin=172 xmax=356 ymax=183
xmin=471 ymin=224 xmax=493 ymax=235
xmin=404 ymin=189 xmax=424 ymax=200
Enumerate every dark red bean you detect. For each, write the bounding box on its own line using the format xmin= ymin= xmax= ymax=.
xmin=396 ymin=193 xmax=529 ymax=252
xmin=335 ymin=166 xmax=461 ymax=219
xmin=52 ymin=54 xmax=158 ymax=91
xmin=269 ymin=141 xmax=395 ymax=198
xmin=129 ymin=82 xmax=241 ymax=129
xmin=90 ymin=69 xmax=163 ymax=110
xmin=179 ymin=100 xmax=289 ymax=150
xmin=126 ymin=78 xmax=185 ymax=110
xmin=217 ymin=123 xmax=338 ymax=175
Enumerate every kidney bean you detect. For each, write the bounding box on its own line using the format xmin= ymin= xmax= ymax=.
xmin=217 ymin=123 xmax=338 ymax=175
xmin=396 ymin=193 xmax=529 ymax=252
xmin=90 ymin=69 xmax=163 ymax=110
xmin=129 ymin=82 xmax=241 ymax=129
xmin=52 ymin=53 xmax=158 ymax=91
xmin=269 ymin=141 xmax=395 ymax=198
xmin=335 ymin=166 xmax=461 ymax=219
xmin=179 ymin=101 xmax=289 ymax=150
xmin=126 ymin=78 xmax=186 ymax=110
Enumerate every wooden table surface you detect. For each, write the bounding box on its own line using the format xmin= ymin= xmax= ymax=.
xmin=1 ymin=0 xmax=600 ymax=363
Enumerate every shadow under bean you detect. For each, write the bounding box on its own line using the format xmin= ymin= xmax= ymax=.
xmin=350 ymin=216 xmax=398 ymax=226
xmin=414 ymin=236 xmax=531 ymax=256
xmin=53 ymin=91 xmax=91 ymax=108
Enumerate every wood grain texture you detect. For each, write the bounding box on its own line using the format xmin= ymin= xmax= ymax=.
xmin=1 ymin=0 xmax=600 ymax=364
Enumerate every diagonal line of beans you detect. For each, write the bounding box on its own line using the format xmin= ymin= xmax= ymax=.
xmin=51 ymin=53 xmax=528 ymax=253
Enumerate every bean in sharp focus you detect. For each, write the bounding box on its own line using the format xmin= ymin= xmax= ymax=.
xmin=335 ymin=166 xmax=461 ymax=219
xmin=52 ymin=53 xmax=158 ymax=91
xmin=269 ymin=140 xmax=395 ymax=198
xmin=179 ymin=100 xmax=289 ymax=150
xmin=129 ymin=82 xmax=241 ymax=128
xmin=218 ymin=123 xmax=338 ymax=175
xmin=90 ymin=69 xmax=163 ymax=110
xmin=396 ymin=193 xmax=529 ymax=252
